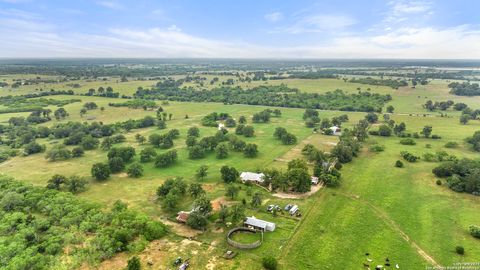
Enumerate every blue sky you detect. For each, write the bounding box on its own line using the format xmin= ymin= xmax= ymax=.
xmin=0 ymin=0 xmax=479 ymax=58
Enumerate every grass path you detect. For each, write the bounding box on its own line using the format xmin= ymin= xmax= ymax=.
xmin=336 ymin=192 xmax=441 ymax=268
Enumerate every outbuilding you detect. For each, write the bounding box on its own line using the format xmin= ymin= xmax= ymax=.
xmin=244 ymin=216 xmax=276 ymax=232
xmin=176 ymin=211 xmax=190 ymax=223
xmin=329 ymin=126 xmax=342 ymax=135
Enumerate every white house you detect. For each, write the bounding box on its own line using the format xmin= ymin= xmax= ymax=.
xmin=329 ymin=126 xmax=342 ymax=135
xmin=311 ymin=176 xmax=319 ymax=185
xmin=244 ymin=216 xmax=276 ymax=232
xmin=218 ymin=123 xmax=225 ymax=130
xmin=240 ymin=172 xmax=265 ymax=184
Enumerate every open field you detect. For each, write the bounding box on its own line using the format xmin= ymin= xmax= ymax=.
xmin=1 ymin=69 xmax=480 ymax=269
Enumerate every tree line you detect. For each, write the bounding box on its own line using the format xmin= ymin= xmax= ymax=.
xmin=134 ymin=82 xmax=391 ymax=113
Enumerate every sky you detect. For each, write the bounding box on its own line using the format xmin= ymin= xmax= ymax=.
xmin=0 ymin=0 xmax=479 ymax=59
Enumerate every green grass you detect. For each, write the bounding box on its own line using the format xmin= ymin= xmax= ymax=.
xmin=0 ymin=75 xmax=154 ymax=97
xmin=1 ymin=75 xmax=480 ymax=269
xmin=280 ymin=114 xmax=480 ymax=269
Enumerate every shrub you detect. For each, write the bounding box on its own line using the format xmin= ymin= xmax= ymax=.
xmin=71 ymin=147 xmax=84 ymax=157
xmin=154 ymin=150 xmax=177 ymax=168
xmin=187 ymin=127 xmax=200 ymax=137
xmin=377 ymin=125 xmax=392 ymax=136
xmin=215 ymin=143 xmax=229 ymax=159
xmin=108 ymin=157 xmax=125 ymax=173
xmin=45 ymin=145 xmax=72 ymax=161
xmin=444 ymin=141 xmax=458 ymax=148
xmin=455 ymin=246 xmax=464 ymax=255
xmin=140 ymin=147 xmax=157 ymax=162
xmin=395 ymin=160 xmax=404 ymax=168
xmin=400 ymin=138 xmax=416 ymax=145
xmin=369 ymin=144 xmax=385 ymax=153
xmin=470 ymin=225 xmax=480 ymax=239
xmin=23 ymin=141 xmax=46 ymax=156
xmin=400 ymin=151 xmax=420 ymax=162
xmin=323 ymin=128 xmax=334 ymax=135
xmin=220 ymin=166 xmax=239 ymax=183
xmin=80 ymin=135 xmax=99 ymax=150
xmin=91 ymin=163 xmax=110 ymax=181
xmin=186 ymin=211 xmax=208 ymax=230
xmin=280 ymin=132 xmax=297 ymax=145
xmin=127 ymin=163 xmax=144 ymax=178
xmin=188 ymin=145 xmax=206 ymax=159
xmin=244 ymin=143 xmax=258 ymax=158
xmin=126 ymin=256 xmax=141 ymax=270
xmin=436 ymin=179 xmax=442 ymax=185
xmin=242 ymin=126 xmax=255 ymax=137
xmin=262 ymin=256 xmax=278 ymax=270
xmin=108 ymin=147 xmax=136 ymax=162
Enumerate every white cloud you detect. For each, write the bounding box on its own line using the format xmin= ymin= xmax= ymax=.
xmin=97 ymin=1 xmax=123 ymax=10
xmin=390 ymin=0 xmax=432 ymax=14
xmin=272 ymin=14 xmax=356 ymax=34
xmin=264 ymin=12 xmax=283 ymax=22
xmin=0 ymin=8 xmax=479 ymax=59
xmin=384 ymin=0 xmax=433 ymax=23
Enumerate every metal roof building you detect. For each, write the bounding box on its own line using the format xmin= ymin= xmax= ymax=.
xmin=244 ymin=216 xmax=276 ymax=232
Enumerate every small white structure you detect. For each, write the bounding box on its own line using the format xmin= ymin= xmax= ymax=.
xmin=329 ymin=126 xmax=342 ymax=135
xmin=289 ymin=205 xmax=299 ymax=215
xmin=244 ymin=216 xmax=276 ymax=232
xmin=218 ymin=123 xmax=225 ymax=130
xmin=311 ymin=176 xmax=319 ymax=185
xmin=240 ymin=172 xmax=265 ymax=184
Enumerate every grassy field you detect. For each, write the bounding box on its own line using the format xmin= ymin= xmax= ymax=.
xmin=0 ymin=74 xmax=155 ymax=97
xmin=1 ymin=75 xmax=480 ymax=269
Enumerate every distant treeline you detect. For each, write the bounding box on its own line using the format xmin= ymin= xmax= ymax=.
xmin=0 ymin=90 xmax=77 ymax=114
xmin=448 ymin=82 xmax=480 ymax=96
xmin=108 ymin=99 xmax=158 ymax=109
xmin=135 ymin=82 xmax=391 ymax=112
xmin=349 ymin=77 xmax=408 ymax=89
xmin=285 ymin=71 xmax=339 ymax=79
xmin=2 ymin=59 xmax=480 ymax=77
xmin=335 ymin=70 xmax=477 ymax=80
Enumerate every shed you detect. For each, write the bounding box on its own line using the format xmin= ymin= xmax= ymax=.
xmin=311 ymin=176 xmax=319 ymax=185
xmin=176 ymin=211 xmax=190 ymax=223
xmin=329 ymin=126 xmax=342 ymax=135
xmin=240 ymin=172 xmax=265 ymax=184
xmin=218 ymin=123 xmax=225 ymax=130
xmin=244 ymin=216 xmax=276 ymax=232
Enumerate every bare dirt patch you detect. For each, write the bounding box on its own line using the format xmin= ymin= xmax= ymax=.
xmin=272 ymin=183 xmax=324 ymax=199
xmin=162 ymin=219 xmax=202 ymax=238
xmin=211 ymin=196 xmax=234 ymax=211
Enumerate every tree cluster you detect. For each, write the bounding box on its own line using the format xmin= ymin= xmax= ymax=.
xmin=0 ymin=177 xmax=167 ymax=269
